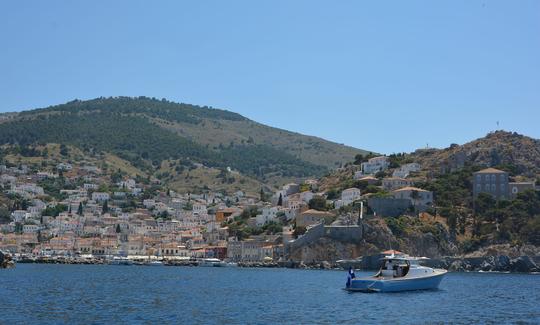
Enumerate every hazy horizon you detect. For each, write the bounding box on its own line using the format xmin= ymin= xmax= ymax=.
xmin=1 ymin=1 xmax=539 ymax=154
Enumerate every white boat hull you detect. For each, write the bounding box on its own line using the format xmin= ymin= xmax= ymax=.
xmin=346 ymin=269 xmax=447 ymax=293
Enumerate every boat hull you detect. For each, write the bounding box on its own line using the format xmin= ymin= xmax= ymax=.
xmin=347 ymin=270 xmax=446 ymax=293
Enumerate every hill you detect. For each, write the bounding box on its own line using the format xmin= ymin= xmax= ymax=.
xmin=315 ymin=131 xmax=540 ymax=255
xmin=412 ymin=130 xmax=540 ymax=178
xmin=0 ymin=96 xmax=369 ymax=192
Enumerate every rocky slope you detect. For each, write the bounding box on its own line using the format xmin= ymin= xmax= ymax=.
xmin=412 ymin=130 xmax=540 ymax=178
xmin=287 ymin=216 xmax=540 ymax=272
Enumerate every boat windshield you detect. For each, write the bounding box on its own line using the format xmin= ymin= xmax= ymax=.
xmin=376 ymin=259 xmax=410 ymax=278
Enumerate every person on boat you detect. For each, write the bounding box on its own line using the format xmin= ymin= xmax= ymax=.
xmin=346 ymin=266 xmax=355 ymax=288
xmin=348 ymin=266 xmax=356 ymax=279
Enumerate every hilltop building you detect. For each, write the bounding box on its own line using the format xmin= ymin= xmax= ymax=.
xmin=361 ymin=156 xmax=389 ymax=175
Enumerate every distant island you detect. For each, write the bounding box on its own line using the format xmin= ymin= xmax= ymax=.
xmin=0 ymin=98 xmax=538 ymax=272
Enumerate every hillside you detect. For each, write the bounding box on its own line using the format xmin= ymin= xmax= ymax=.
xmin=412 ymin=130 xmax=540 ymax=178
xmin=314 ymin=131 xmax=540 ymax=256
xmin=319 ymin=131 xmax=540 ymax=192
xmin=0 ymin=97 xmax=368 ymax=190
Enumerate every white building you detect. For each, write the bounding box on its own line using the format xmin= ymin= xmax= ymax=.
xmin=299 ymin=191 xmax=314 ymax=203
xmin=192 ymin=203 xmax=207 ymax=216
xmin=382 ymin=177 xmax=414 ymax=191
xmin=56 ymin=163 xmax=73 ymax=171
xmin=392 ymin=186 xmax=433 ymax=211
xmin=118 ymin=179 xmax=136 ymax=190
xmin=23 ymin=224 xmax=41 ymax=233
xmin=91 ymin=192 xmax=110 ymax=202
xmin=11 ymin=210 xmax=29 ymax=222
xmin=341 ymin=188 xmax=361 ymax=205
xmin=392 ymin=163 xmax=421 ymax=178
xmin=143 ymin=199 xmax=156 ymax=209
xmin=255 ymin=207 xmax=279 ymax=226
xmin=361 ymin=156 xmax=389 ymax=175
xmin=84 ymin=183 xmax=99 ymax=190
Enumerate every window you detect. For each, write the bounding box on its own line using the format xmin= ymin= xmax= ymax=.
xmin=491 ymin=175 xmax=496 ymax=182
xmin=491 ymin=184 xmax=496 ymax=191
xmin=485 ymin=184 xmax=490 ymax=191
xmin=485 ymin=174 xmax=490 ymax=181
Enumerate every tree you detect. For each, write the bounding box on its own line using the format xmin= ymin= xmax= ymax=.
xmin=115 ymin=224 xmax=121 ymax=233
xmin=293 ymin=226 xmax=306 ymax=238
xmin=308 ymin=196 xmax=327 ymax=211
xmin=59 ymin=144 xmax=69 ymax=156
xmin=326 ymin=189 xmax=339 ymax=200
xmin=102 ymin=200 xmax=109 ymax=214
xmin=277 ymin=193 xmax=283 ymax=206
xmin=260 ymin=188 xmax=266 ymax=202
xmin=77 ymin=202 xmax=83 ymax=216
xmin=0 ymin=207 xmax=10 ymax=223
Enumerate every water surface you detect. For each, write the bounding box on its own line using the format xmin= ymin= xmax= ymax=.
xmin=1 ymin=265 xmax=539 ymax=324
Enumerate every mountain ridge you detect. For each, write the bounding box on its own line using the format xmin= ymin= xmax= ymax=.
xmin=0 ymin=96 xmax=370 ymax=190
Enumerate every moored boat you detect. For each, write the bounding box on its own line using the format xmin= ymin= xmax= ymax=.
xmin=199 ymin=258 xmax=227 ymax=267
xmin=109 ymin=256 xmax=133 ymax=266
xmin=145 ymin=260 xmax=164 ymax=266
xmin=345 ymin=251 xmax=447 ymax=293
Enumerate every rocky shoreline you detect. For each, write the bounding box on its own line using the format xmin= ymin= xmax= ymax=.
xmin=9 ymin=255 xmax=540 ymax=273
xmin=427 ymin=255 xmax=540 ymax=273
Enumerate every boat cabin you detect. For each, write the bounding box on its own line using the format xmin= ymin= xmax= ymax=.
xmin=376 ymin=255 xmax=428 ymax=279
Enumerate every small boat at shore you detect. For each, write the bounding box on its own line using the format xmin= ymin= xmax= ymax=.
xmin=345 ymin=251 xmax=447 ymax=293
xmin=199 ymin=258 xmax=227 ymax=267
xmin=109 ymin=256 xmax=133 ymax=266
xmin=145 ymin=260 xmax=164 ymax=266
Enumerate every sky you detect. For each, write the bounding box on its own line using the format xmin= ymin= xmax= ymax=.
xmin=1 ymin=1 xmax=539 ymax=154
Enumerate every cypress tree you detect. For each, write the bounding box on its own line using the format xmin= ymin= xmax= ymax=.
xmin=102 ymin=200 xmax=109 ymax=214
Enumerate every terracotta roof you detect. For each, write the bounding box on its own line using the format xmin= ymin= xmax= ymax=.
xmin=384 ymin=177 xmax=408 ymax=181
xmin=300 ymin=209 xmax=335 ymax=216
xmin=382 ymin=250 xmax=403 ymax=255
xmin=358 ymin=176 xmax=377 ymax=180
xmin=393 ymin=186 xmax=430 ymax=193
xmin=475 ymin=168 xmax=506 ymax=174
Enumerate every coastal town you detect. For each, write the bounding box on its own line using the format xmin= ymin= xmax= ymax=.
xmin=1 ymin=152 xmax=537 ymax=267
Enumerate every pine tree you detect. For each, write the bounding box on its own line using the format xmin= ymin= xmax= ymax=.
xmin=277 ymin=193 xmax=283 ymax=206
xmin=115 ymin=224 xmax=121 ymax=233
xmin=77 ymin=202 xmax=83 ymax=216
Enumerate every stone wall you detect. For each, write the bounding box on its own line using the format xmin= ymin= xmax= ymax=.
xmin=286 ymin=223 xmax=364 ymax=261
xmin=368 ymin=197 xmax=410 ymax=217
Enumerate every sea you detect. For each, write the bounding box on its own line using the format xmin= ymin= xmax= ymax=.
xmin=1 ymin=264 xmax=539 ymax=324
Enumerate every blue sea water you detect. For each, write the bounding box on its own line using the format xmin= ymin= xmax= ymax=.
xmin=1 ymin=264 xmax=539 ymax=324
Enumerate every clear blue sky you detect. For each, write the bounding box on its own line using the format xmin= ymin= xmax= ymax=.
xmin=1 ymin=1 xmax=539 ymax=154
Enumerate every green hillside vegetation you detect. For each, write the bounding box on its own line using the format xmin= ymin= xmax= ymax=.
xmin=0 ymin=97 xmax=334 ymax=180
